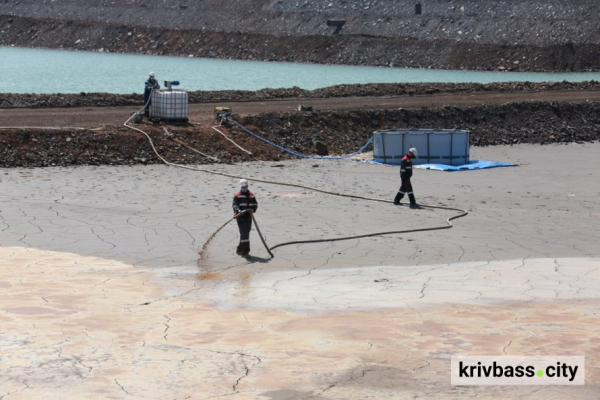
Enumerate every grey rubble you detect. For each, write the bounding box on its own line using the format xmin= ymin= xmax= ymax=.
xmin=2 ymin=0 xmax=599 ymax=46
xmin=1 ymin=0 xmax=600 ymax=71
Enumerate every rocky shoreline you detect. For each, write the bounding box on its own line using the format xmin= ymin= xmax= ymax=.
xmin=2 ymin=81 xmax=600 ymax=109
xmin=2 ymin=14 xmax=600 ymax=72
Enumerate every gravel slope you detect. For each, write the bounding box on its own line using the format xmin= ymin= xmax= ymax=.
xmin=1 ymin=0 xmax=600 ymax=71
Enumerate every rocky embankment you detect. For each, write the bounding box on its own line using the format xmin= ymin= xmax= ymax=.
xmin=2 ymin=81 xmax=600 ymax=108
xmin=1 ymin=0 xmax=600 ymax=71
xmin=241 ymin=101 xmax=600 ymax=152
xmin=1 ymin=101 xmax=599 ymax=168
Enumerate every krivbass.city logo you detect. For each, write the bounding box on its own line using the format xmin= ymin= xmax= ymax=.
xmin=451 ymin=356 xmax=585 ymax=385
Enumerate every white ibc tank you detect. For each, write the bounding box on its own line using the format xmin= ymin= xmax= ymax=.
xmin=373 ymin=129 xmax=470 ymax=166
xmin=150 ymin=90 xmax=188 ymax=121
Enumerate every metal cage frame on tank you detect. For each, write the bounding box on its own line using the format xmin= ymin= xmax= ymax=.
xmin=150 ymin=89 xmax=189 ymax=123
xmin=373 ymin=129 xmax=470 ymax=166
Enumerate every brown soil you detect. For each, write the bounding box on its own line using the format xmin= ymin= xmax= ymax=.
xmin=2 ymin=89 xmax=600 ymax=128
xmin=1 ymin=97 xmax=599 ymax=168
xmin=2 ymin=80 xmax=600 ymax=169
xmin=0 ymin=121 xmax=290 ymax=168
xmin=240 ymin=101 xmax=600 ymax=152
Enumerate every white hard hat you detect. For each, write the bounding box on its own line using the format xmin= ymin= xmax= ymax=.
xmin=409 ymin=147 xmax=418 ymax=157
xmin=239 ymin=179 xmax=248 ymax=187
xmin=149 ymin=72 xmax=155 ymax=77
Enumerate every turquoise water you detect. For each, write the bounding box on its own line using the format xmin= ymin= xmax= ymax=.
xmin=2 ymin=46 xmax=600 ymax=94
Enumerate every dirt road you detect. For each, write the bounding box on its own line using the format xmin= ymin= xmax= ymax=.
xmin=2 ymin=90 xmax=600 ymax=128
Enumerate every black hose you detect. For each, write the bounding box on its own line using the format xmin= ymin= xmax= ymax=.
xmin=124 ymin=118 xmax=469 ymax=259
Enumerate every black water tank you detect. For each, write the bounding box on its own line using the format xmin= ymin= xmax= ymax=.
xmin=415 ymin=2 xmax=422 ymax=15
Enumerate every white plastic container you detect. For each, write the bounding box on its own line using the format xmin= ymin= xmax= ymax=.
xmin=373 ymin=129 xmax=470 ymax=166
xmin=150 ymin=90 xmax=188 ymax=122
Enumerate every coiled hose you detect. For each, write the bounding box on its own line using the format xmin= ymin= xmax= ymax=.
xmin=124 ymin=116 xmax=468 ymax=260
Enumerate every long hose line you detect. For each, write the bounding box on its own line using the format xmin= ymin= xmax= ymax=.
xmin=198 ymin=211 xmax=273 ymax=260
xmin=228 ymin=118 xmax=375 ymax=160
xmin=163 ymin=127 xmax=220 ymax=162
xmin=123 ymin=116 xmax=468 ymax=257
xmin=209 ymin=125 xmax=253 ymax=155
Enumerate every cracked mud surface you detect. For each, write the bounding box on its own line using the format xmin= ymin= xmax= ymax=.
xmin=1 ymin=143 xmax=599 ymax=398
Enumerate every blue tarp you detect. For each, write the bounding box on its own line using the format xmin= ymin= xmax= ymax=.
xmin=357 ymin=159 xmax=517 ymax=171
xmin=414 ymin=160 xmax=517 ymax=171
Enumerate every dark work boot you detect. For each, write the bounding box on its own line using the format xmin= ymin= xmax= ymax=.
xmin=236 ymin=243 xmax=243 ymax=255
xmin=242 ymin=242 xmax=250 ymax=256
xmin=408 ymin=194 xmax=418 ymax=208
xmin=393 ymin=192 xmax=404 ymax=205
